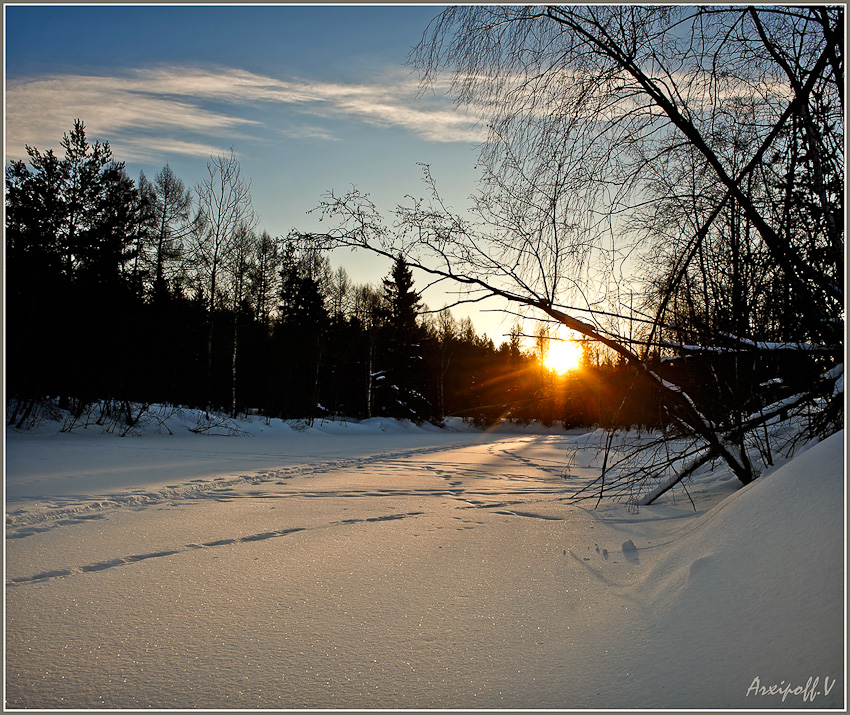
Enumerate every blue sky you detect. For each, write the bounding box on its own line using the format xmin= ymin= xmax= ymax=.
xmin=5 ymin=4 xmax=515 ymax=340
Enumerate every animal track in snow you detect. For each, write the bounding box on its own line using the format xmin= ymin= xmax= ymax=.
xmin=5 ymin=440 xmax=485 ymax=532
xmin=7 ymin=512 xmax=426 ymax=587
xmin=494 ymin=509 xmax=564 ymax=521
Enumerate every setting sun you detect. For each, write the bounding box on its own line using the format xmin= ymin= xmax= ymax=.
xmin=543 ymin=339 xmax=583 ymax=374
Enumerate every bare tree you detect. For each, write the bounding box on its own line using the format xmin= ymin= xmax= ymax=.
xmin=328 ymin=265 xmax=354 ymax=320
xmin=248 ymin=231 xmax=283 ymax=327
xmin=351 ymin=282 xmax=383 ymax=417
xmin=300 ymin=6 xmax=843 ymax=504
xmin=432 ymin=307 xmax=458 ymax=418
xmin=189 ymin=149 xmax=256 ymax=409
xmin=225 ymin=221 xmax=258 ymax=417
xmin=151 ymin=163 xmax=194 ymax=301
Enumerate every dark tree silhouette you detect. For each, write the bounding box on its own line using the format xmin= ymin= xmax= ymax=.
xmin=375 ymin=256 xmax=436 ymax=422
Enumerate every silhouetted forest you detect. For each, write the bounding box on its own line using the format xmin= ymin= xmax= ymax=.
xmin=5 ymin=121 xmax=688 ymax=432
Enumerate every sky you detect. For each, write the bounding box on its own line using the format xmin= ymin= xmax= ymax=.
xmin=4 ymin=4 xmax=519 ymax=342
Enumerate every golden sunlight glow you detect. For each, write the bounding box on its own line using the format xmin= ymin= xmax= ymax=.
xmin=543 ymin=339 xmax=583 ymax=374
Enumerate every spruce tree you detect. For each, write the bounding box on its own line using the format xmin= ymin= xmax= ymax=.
xmin=6 ymin=120 xmax=143 ymax=406
xmin=275 ymin=247 xmax=330 ymax=419
xmin=376 ymin=256 xmax=435 ymax=422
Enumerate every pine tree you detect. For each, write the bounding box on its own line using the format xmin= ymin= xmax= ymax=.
xmin=376 ymin=256 xmax=435 ymax=422
xmin=274 ymin=246 xmax=331 ymax=419
xmin=6 ymin=120 xmax=142 ymax=406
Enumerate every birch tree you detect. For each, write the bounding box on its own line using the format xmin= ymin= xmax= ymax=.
xmin=226 ymin=221 xmax=258 ymax=416
xmin=189 ymin=149 xmax=256 ymax=409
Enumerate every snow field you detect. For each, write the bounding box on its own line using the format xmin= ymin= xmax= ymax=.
xmin=4 ymin=416 xmax=845 ymax=709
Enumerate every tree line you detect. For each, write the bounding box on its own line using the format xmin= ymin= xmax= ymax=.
xmin=6 ymin=120 xmax=666 ymax=432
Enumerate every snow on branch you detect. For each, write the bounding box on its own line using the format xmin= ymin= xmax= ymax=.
xmin=720 ymin=332 xmax=843 ymax=352
xmin=659 ymin=338 xmax=843 ymax=360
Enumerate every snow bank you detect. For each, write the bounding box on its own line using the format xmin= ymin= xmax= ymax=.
xmin=578 ymin=430 xmax=845 ymax=708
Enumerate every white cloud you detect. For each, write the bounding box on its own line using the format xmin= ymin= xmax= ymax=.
xmin=118 ymin=136 xmax=228 ymax=163
xmin=4 ymin=65 xmax=484 ymax=162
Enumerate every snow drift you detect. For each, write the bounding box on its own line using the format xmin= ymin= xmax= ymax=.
xmin=568 ymin=429 xmax=846 ymax=709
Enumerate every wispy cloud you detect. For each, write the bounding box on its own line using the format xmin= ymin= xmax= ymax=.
xmin=5 ymin=65 xmax=484 ymax=161
xmin=118 ymin=137 xmax=228 ymax=163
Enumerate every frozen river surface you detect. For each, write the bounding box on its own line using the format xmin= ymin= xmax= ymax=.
xmin=5 ymin=418 xmax=844 ymax=709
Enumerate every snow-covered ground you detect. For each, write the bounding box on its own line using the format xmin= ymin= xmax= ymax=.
xmin=5 ymin=410 xmax=845 ymax=709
